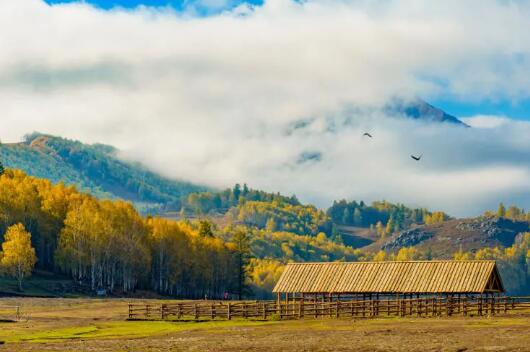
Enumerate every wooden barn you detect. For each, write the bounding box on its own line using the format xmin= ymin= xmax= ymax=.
xmin=128 ymin=260 xmax=527 ymax=320
xmin=273 ymin=260 xmax=504 ymax=303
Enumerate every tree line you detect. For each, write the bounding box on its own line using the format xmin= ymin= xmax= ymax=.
xmin=327 ymin=199 xmax=449 ymax=233
xmin=180 ymin=184 xmax=300 ymax=216
xmin=0 ymin=168 xmax=249 ymax=297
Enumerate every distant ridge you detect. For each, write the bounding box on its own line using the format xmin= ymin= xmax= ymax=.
xmin=0 ymin=133 xmax=208 ymax=212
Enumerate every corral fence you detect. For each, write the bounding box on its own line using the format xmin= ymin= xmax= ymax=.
xmin=128 ymin=296 xmax=530 ymax=321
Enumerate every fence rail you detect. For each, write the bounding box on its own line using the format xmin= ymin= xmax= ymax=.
xmin=128 ymin=296 xmax=530 ymax=321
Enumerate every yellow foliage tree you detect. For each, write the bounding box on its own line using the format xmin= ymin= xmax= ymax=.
xmin=375 ymin=221 xmax=385 ymax=240
xmin=394 ymin=247 xmax=420 ymax=261
xmin=1 ymin=223 xmax=37 ymax=291
xmin=372 ymin=250 xmax=386 ymax=261
xmin=453 ymin=248 xmax=472 ymax=261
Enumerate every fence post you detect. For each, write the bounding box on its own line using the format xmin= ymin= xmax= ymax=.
xmin=128 ymin=303 xmax=132 ymax=319
xmin=227 ymin=302 xmax=232 ymax=320
xmin=161 ymin=304 xmax=166 ymax=320
xmin=194 ymin=303 xmax=198 ymax=320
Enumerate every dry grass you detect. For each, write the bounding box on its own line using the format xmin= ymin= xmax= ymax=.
xmin=1 ymin=298 xmax=530 ymax=351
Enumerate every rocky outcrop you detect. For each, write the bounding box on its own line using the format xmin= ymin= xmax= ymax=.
xmin=382 ymin=228 xmax=433 ymax=250
xmin=381 ymin=216 xmax=530 ymax=252
xmin=454 ymin=216 xmax=529 ymax=247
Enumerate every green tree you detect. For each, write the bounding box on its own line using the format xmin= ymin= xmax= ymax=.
xmin=0 ymin=160 xmax=5 ymax=176
xmin=1 ymin=223 xmax=37 ymax=291
xmin=233 ymin=184 xmax=241 ymax=202
xmin=242 ymin=183 xmax=249 ymax=196
xmin=231 ymin=227 xmax=252 ymax=300
xmin=198 ymin=220 xmax=214 ymax=237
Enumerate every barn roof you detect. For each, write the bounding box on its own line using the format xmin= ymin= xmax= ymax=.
xmin=273 ymin=260 xmax=504 ymax=294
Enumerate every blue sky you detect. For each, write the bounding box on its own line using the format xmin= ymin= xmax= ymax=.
xmin=432 ymin=98 xmax=530 ymax=121
xmin=45 ymin=0 xmax=262 ymax=13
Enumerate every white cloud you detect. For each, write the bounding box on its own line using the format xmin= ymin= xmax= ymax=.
xmin=461 ymin=115 xmax=510 ymax=128
xmin=1 ymin=0 xmax=530 ymax=216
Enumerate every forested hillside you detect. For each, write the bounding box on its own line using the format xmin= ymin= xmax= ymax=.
xmin=0 ymin=133 xmax=207 ymax=212
xmin=0 ymin=168 xmax=360 ymax=298
xmin=327 ymin=199 xmax=449 ymax=233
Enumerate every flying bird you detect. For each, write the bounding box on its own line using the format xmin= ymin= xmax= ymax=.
xmin=363 ymin=132 xmax=373 ymax=138
xmin=411 ymin=154 xmax=422 ymax=161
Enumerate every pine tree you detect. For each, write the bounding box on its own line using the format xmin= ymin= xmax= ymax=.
xmin=233 ymin=184 xmax=241 ymax=202
xmin=198 ymin=220 xmax=214 ymax=237
xmin=0 ymin=160 xmax=4 ymax=176
xmin=1 ymin=223 xmax=37 ymax=291
xmin=231 ymin=228 xmax=252 ymax=300
xmin=242 ymin=183 xmax=249 ymax=196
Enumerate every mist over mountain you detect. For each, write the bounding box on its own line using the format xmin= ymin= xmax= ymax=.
xmin=0 ymin=133 xmax=208 ymax=212
xmin=0 ymin=100 xmax=464 ymax=213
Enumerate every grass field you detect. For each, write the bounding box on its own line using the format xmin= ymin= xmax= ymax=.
xmin=1 ymin=298 xmax=530 ymax=351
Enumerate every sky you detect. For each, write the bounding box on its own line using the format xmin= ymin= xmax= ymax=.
xmin=2 ymin=0 xmax=530 ymax=217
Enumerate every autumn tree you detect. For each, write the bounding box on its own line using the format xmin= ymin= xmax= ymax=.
xmin=375 ymin=221 xmax=385 ymax=240
xmin=394 ymin=247 xmax=420 ymax=261
xmin=497 ymin=202 xmax=506 ymax=218
xmin=385 ymin=217 xmax=395 ymax=235
xmin=0 ymin=223 xmax=37 ymax=291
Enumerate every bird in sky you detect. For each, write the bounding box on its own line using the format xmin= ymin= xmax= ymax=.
xmin=411 ymin=154 xmax=422 ymax=161
xmin=363 ymin=132 xmax=373 ymax=138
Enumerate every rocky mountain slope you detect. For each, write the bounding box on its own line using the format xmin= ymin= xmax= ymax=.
xmin=380 ymin=216 xmax=530 ymax=257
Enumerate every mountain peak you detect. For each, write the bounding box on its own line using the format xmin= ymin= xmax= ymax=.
xmin=386 ymin=98 xmax=468 ymax=126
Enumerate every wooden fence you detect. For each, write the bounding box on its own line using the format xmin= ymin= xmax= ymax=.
xmin=128 ymin=296 xmax=530 ymax=321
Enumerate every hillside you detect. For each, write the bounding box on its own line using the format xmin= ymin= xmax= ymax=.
xmin=0 ymin=133 xmax=207 ymax=212
xmin=378 ymin=216 xmax=530 ymax=257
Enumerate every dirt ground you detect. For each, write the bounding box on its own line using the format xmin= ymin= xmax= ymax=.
xmin=1 ymin=298 xmax=530 ymax=352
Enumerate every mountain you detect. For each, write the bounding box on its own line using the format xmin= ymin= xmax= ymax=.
xmin=387 ymin=98 xmax=468 ymax=126
xmin=379 ymin=216 xmax=530 ymax=257
xmin=0 ymin=133 xmax=208 ymax=212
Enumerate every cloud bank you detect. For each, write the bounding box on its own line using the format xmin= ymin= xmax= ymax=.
xmin=1 ymin=0 xmax=530 ymax=216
